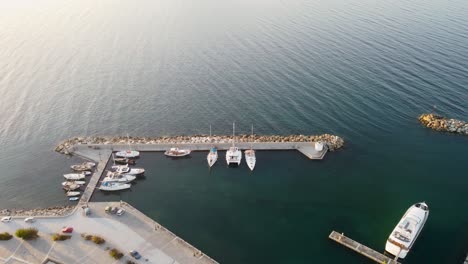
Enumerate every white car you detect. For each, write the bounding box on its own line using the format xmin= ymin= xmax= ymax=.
xmin=24 ymin=217 xmax=35 ymax=223
xmin=116 ymin=209 xmax=125 ymax=216
xmin=1 ymin=216 xmax=12 ymax=222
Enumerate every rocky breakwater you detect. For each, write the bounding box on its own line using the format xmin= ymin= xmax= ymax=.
xmin=55 ymin=134 xmax=344 ymax=154
xmin=419 ymin=114 xmax=468 ymax=135
xmin=0 ymin=206 xmax=74 ymax=217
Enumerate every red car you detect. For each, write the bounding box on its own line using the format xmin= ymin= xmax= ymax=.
xmin=61 ymin=227 xmax=74 ymax=233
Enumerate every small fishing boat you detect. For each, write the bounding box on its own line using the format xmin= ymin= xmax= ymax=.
xmin=99 ymin=181 xmax=131 ymax=191
xmin=113 ymin=157 xmax=136 ymax=165
xmin=385 ymin=202 xmax=429 ymax=259
xmin=164 ymin=147 xmax=191 ymax=157
xmin=70 ymin=164 xmax=92 ymax=171
xmin=62 ymin=182 xmax=81 ymax=191
xmin=63 ymin=173 xmax=86 ymax=180
xmin=226 ymin=123 xmax=242 ymax=166
xmin=66 ymin=191 xmax=81 ymax=197
xmin=110 ymin=165 xmax=145 ymax=175
xmin=244 ymin=125 xmax=256 ymax=171
xmin=69 ymin=197 xmax=79 ymax=201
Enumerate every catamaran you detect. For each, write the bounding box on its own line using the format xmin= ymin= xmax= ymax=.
xmin=385 ymin=202 xmax=429 ymax=259
xmin=244 ymin=125 xmax=256 ymax=171
xmin=164 ymin=147 xmax=191 ymax=157
xmin=115 ymin=134 xmax=140 ymax=158
xmin=207 ymin=125 xmax=218 ymax=167
xmin=226 ymin=122 xmax=242 ymax=166
xmin=99 ymin=181 xmax=131 ymax=191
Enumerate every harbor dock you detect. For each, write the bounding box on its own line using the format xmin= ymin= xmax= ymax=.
xmin=71 ymin=141 xmax=329 ymax=160
xmin=329 ymin=231 xmax=400 ymax=264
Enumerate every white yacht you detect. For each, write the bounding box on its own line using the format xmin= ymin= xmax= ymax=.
xmin=226 ymin=122 xmax=242 ymax=166
xmin=385 ymin=202 xmax=429 ymax=259
xmin=206 ymin=125 xmax=218 ymax=168
xmin=164 ymin=147 xmax=191 ymax=157
xmin=103 ymin=171 xmax=136 ymax=183
xmin=244 ymin=125 xmax=256 ymax=171
xmin=99 ymin=181 xmax=131 ymax=191
xmin=111 ymin=165 xmax=145 ymax=175
xmin=63 ymin=173 xmax=86 ymax=180
xmin=207 ymin=147 xmax=218 ymax=167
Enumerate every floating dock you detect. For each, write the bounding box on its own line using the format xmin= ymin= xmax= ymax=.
xmin=329 ymin=231 xmax=400 ymax=264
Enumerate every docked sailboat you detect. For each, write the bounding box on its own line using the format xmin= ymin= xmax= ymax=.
xmin=115 ymin=150 xmax=140 ymax=158
xmin=207 ymin=125 xmax=218 ymax=168
xmin=62 ymin=182 xmax=81 ymax=191
xmin=244 ymin=125 xmax=256 ymax=171
xmin=63 ymin=173 xmax=86 ymax=180
xmin=99 ymin=181 xmax=131 ymax=191
xmin=385 ymin=202 xmax=429 ymax=259
xmin=110 ymin=165 xmax=145 ymax=175
xmin=164 ymin=147 xmax=191 ymax=157
xmin=226 ymin=122 xmax=242 ymax=166
xmin=63 ymin=180 xmax=86 ymax=185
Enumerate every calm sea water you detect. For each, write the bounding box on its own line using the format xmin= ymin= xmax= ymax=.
xmin=1 ymin=0 xmax=467 ymax=263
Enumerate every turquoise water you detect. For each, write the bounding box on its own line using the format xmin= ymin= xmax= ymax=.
xmin=0 ymin=0 xmax=467 ymax=262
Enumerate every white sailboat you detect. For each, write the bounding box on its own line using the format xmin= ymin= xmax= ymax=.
xmin=385 ymin=202 xmax=429 ymax=259
xmin=207 ymin=125 xmax=218 ymax=167
xmin=226 ymin=122 xmax=242 ymax=166
xmin=103 ymin=171 xmax=136 ymax=183
xmin=244 ymin=125 xmax=256 ymax=171
xmin=115 ymin=134 xmax=140 ymax=158
xmin=99 ymin=181 xmax=131 ymax=191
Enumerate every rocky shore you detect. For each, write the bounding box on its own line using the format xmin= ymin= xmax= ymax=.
xmin=419 ymin=114 xmax=468 ymax=135
xmin=55 ymin=134 xmax=344 ymax=155
xmin=0 ymin=206 xmax=74 ymax=217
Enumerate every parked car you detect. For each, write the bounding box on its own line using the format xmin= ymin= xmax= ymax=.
xmin=61 ymin=227 xmax=74 ymax=233
xmin=129 ymin=250 xmax=142 ymax=259
xmin=116 ymin=209 xmax=125 ymax=216
xmin=24 ymin=217 xmax=35 ymax=223
xmin=1 ymin=216 xmax=11 ymax=223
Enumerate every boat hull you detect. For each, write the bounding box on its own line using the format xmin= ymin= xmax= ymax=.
xmin=207 ymin=152 xmax=218 ymax=167
xmin=115 ymin=150 xmax=140 ymax=158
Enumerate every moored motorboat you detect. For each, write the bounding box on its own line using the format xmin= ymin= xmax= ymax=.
xmin=115 ymin=150 xmax=140 ymax=158
xmin=99 ymin=181 xmax=131 ymax=191
xmin=70 ymin=164 xmax=92 ymax=172
xmin=69 ymin=197 xmax=79 ymax=201
xmin=103 ymin=171 xmax=136 ymax=183
xmin=63 ymin=180 xmax=85 ymax=185
xmin=207 ymin=147 xmax=218 ymax=167
xmin=385 ymin=202 xmax=429 ymax=259
xmin=113 ymin=157 xmax=136 ymax=165
xmin=226 ymin=123 xmax=242 ymax=166
xmin=63 ymin=173 xmax=86 ymax=180
xmin=164 ymin=147 xmax=191 ymax=157
xmin=111 ymin=165 xmax=145 ymax=175
xmin=62 ymin=182 xmax=81 ymax=191
xmin=66 ymin=191 xmax=80 ymax=197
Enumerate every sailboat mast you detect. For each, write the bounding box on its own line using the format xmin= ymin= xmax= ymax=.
xmin=232 ymin=122 xmax=235 ymax=147
xmin=250 ymin=124 xmax=253 ymax=149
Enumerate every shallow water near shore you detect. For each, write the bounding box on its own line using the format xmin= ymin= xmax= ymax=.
xmin=1 ymin=0 xmax=468 ymax=263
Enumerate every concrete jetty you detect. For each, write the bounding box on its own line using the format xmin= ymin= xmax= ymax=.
xmin=0 ymin=202 xmax=217 ymax=264
xmin=329 ymin=231 xmax=400 ymax=264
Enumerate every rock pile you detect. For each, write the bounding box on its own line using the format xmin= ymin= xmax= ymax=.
xmin=55 ymin=134 xmax=344 ymax=154
xmin=419 ymin=114 xmax=468 ymax=135
xmin=0 ymin=206 xmax=74 ymax=217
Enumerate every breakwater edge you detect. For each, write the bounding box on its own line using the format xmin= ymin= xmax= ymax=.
xmin=419 ymin=114 xmax=468 ymax=135
xmin=55 ymin=134 xmax=345 ymax=155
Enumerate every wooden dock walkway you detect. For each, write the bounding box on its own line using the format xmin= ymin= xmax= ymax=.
xmin=329 ymin=231 xmax=400 ymax=264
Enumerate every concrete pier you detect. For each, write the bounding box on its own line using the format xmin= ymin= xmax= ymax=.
xmin=71 ymin=141 xmax=329 ymax=160
xmin=329 ymin=231 xmax=400 ymax=264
